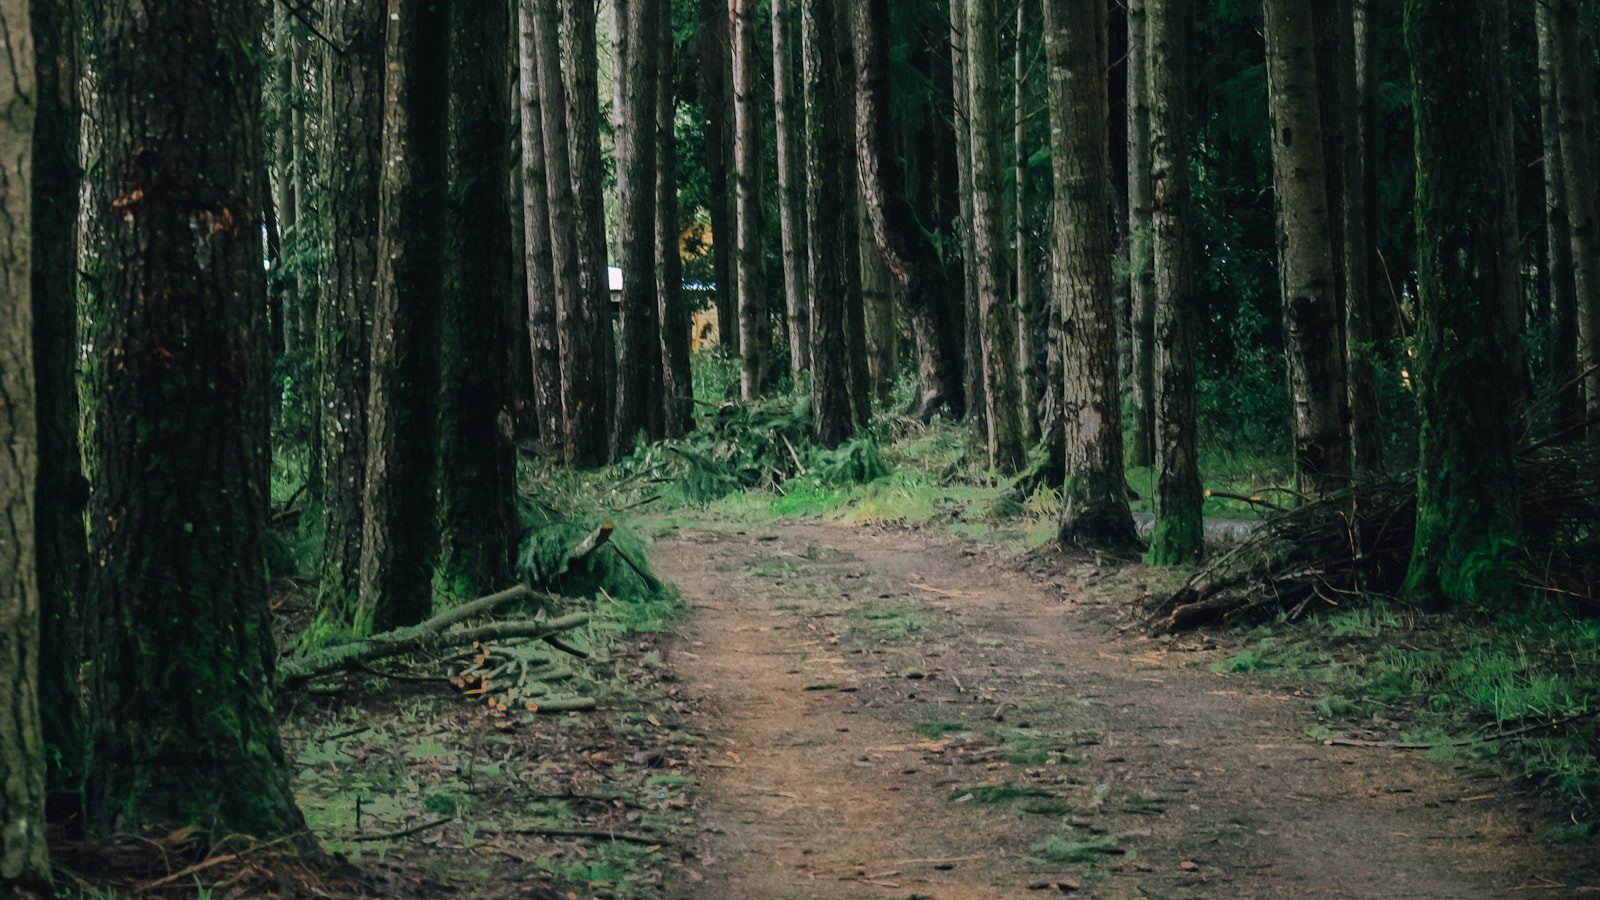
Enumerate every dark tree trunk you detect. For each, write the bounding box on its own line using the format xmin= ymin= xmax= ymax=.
xmin=952 ymin=0 xmax=986 ymax=438
xmin=851 ymin=0 xmax=965 ymax=421
xmin=657 ymin=4 xmax=693 ymax=436
xmin=562 ymin=0 xmax=617 ymax=433
xmin=774 ymin=0 xmax=811 ymax=376
xmin=1015 ymin=0 xmax=1041 ymax=444
xmin=1145 ymin=0 xmax=1203 ymax=565
xmin=1538 ymin=0 xmax=1582 ymax=429
xmin=534 ymin=0 xmax=609 ymax=466
xmin=314 ymin=0 xmax=383 ymax=625
xmin=1263 ymin=0 xmax=1351 ymax=497
xmin=86 ymin=0 xmax=306 ymax=837
xmin=1127 ymin=0 xmax=1155 ymax=468
xmin=1402 ymin=0 xmax=1523 ymax=606
xmin=1551 ymin=0 xmax=1600 ymax=423
xmin=613 ymin=0 xmax=664 ymax=448
xmin=860 ymin=198 xmax=898 ymax=405
xmin=358 ymin=0 xmax=450 ymax=632
xmin=31 ymin=0 xmax=88 ymax=805
xmin=1044 ymin=0 xmax=1139 ymax=551
xmin=966 ymin=0 xmax=1025 ymax=471
xmin=1 ymin=1 xmax=49 ymax=881
xmin=518 ymin=0 xmax=563 ymax=447
xmin=438 ymin=0 xmax=518 ymax=601
xmin=700 ymin=0 xmax=737 ymax=356
xmin=803 ymin=0 xmax=854 ymax=447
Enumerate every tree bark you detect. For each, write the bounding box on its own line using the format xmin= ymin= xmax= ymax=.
xmin=1127 ymin=0 xmax=1155 ymax=468
xmin=1145 ymin=0 xmax=1203 ymax=565
xmin=850 ymin=0 xmax=965 ymax=420
xmin=700 ymin=0 xmax=737 ymax=356
xmin=860 ymin=197 xmax=898 ymax=405
xmin=439 ymin=0 xmax=518 ymax=601
xmin=0 ymin=1 xmax=49 ymax=881
xmin=1402 ymin=0 xmax=1523 ymax=607
xmin=562 ymin=0 xmax=617 ymax=437
xmin=1015 ymin=0 xmax=1040 ymax=444
xmin=314 ymin=0 xmax=383 ymax=626
xmin=358 ymin=0 xmax=450 ymax=632
xmin=732 ymin=0 xmax=766 ymax=399
xmin=657 ymin=5 xmax=694 ymax=436
xmin=1552 ymin=0 xmax=1600 ymax=423
xmin=803 ymin=0 xmax=854 ymax=447
xmin=1538 ymin=0 xmax=1582 ymax=430
xmin=952 ymin=0 xmax=986 ymax=438
xmin=966 ymin=0 xmax=1025 ymax=471
xmin=518 ymin=0 xmax=563 ymax=448
xmin=1044 ymin=0 xmax=1139 ymax=551
xmin=31 ymin=0 xmax=88 ymax=804
xmin=87 ymin=0 xmax=306 ymax=838
xmin=535 ymin=0 xmax=609 ymax=467
xmin=1263 ymin=0 xmax=1351 ymax=497
xmin=613 ymin=0 xmax=665 ymax=446
xmin=269 ymin=3 xmax=297 ymax=360
xmin=774 ymin=0 xmax=810 ymax=376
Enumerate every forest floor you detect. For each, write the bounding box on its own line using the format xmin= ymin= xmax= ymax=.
xmin=644 ymin=515 xmax=1600 ymax=899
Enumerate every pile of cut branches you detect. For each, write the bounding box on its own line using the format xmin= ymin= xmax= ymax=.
xmin=1152 ymin=445 xmax=1600 ymax=631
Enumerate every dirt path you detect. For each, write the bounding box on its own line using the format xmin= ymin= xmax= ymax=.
xmin=651 ymin=520 xmax=1599 ymax=899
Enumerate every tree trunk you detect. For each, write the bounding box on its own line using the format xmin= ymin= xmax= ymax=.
xmin=87 ymin=0 xmax=306 ymax=838
xmin=732 ymin=0 xmax=766 ymax=399
xmin=314 ymin=0 xmax=383 ymax=626
xmin=1043 ymin=0 xmax=1139 ymax=551
xmin=561 ymin=0 xmax=616 ymax=450
xmin=1538 ymin=0 xmax=1582 ymax=430
xmin=966 ymin=0 xmax=1025 ymax=471
xmin=657 ymin=5 xmax=694 ymax=436
xmin=860 ymin=198 xmax=898 ymax=405
xmin=850 ymin=0 xmax=965 ymax=420
xmin=774 ymin=0 xmax=811 ymax=376
xmin=0 ymin=1 xmax=49 ymax=881
xmin=1145 ymin=0 xmax=1203 ymax=565
xmin=358 ymin=0 xmax=450 ymax=632
xmin=535 ymin=0 xmax=609 ymax=467
xmin=286 ymin=24 xmax=315 ymax=363
xmin=952 ymin=0 xmax=986 ymax=438
xmin=518 ymin=0 xmax=563 ymax=448
xmin=613 ymin=0 xmax=664 ymax=446
xmin=1015 ymin=0 xmax=1040 ymax=444
xmin=1263 ymin=0 xmax=1351 ymax=497
xmin=439 ymin=0 xmax=518 ymax=601
xmin=31 ymin=0 xmax=88 ymax=804
xmin=1332 ymin=0 xmax=1382 ymax=476
xmin=270 ymin=3 xmax=297 ymax=360
xmin=700 ymin=0 xmax=738 ymax=356
xmin=1127 ymin=0 xmax=1155 ymax=469
xmin=803 ymin=0 xmax=854 ymax=447
xmin=1402 ymin=0 xmax=1523 ymax=606
xmin=1552 ymin=0 xmax=1600 ymax=423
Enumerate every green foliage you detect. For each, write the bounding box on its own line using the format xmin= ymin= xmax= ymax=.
xmin=515 ymin=521 xmax=679 ymax=634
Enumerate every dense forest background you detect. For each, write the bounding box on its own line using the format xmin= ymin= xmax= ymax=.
xmin=3 ymin=0 xmax=1600 ymax=894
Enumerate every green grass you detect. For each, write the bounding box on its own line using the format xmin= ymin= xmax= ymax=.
xmin=857 ymin=604 xmax=934 ymax=641
xmin=1028 ymin=832 xmax=1125 ymax=865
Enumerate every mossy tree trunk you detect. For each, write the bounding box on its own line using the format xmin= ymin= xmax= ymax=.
xmin=850 ymin=0 xmax=966 ymax=421
xmin=1145 ymin=0 xmax=1203 ymax=565
xmin=517 ymin=0 xmax=563 ymax=448
xmin=802 ymin=0 xmax=854 ymax=447
xmin=613 ymin=0 xmax=665 ymax=447
xmin=657 ymin=5 xmax=694 ymax=437
xmin=358 ymin=0 xmax=449 ymax=633
xmin=86 ymin=0 xmax=306 ymax=838
xmin=1402 ymin=0 xmax=1523 ymax=607
xmin=966 ymin=0 xmax=1025 ymax=472
xmin=439 ymin=0 xmax=518 ymax=601
xmin=561 ymin=0 xmax=615 ymax=462
xmin=1 ymin=1 xmax=49 ymax=882
xmin=1045 ymin=0 xmax=1140 ymax=552
xmin=774 ymin=0 xmax=810 ymax=377
xmin=732 ymin=0 xmax=767 ymax=400
xmin=1263 ymin=0 xmax=1351 ymax=498
xmin=32 ymin=0 xmax=89 ymax=806
xmin=314 ymin=0 xmax=383 ymax=626
xmin=1126 ymin=0 xmax=1155 ymax=469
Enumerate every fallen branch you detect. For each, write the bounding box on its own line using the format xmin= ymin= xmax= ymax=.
xmin=279 ymin=613 xmax=591 ymax=689
xmin=341 ymin=816 xmax=454 ymax=843
xmin=479 ymin=825 xmax=665 ymax=846
xmin=1325 ymin=709 xmax=1600 ymax=751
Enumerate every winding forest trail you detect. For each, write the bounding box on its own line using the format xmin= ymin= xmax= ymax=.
xmin=649 ymin=519 xmax=1599 ymax=899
